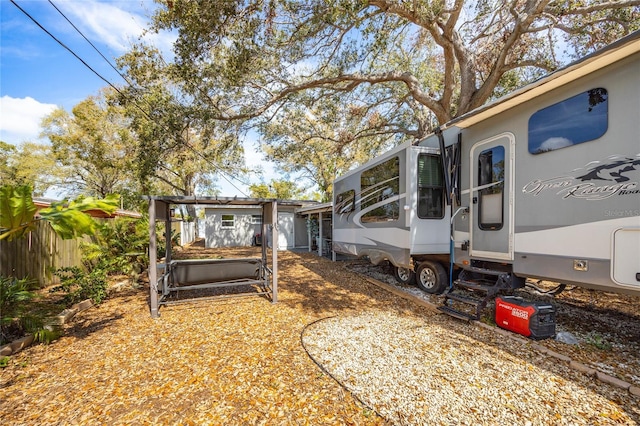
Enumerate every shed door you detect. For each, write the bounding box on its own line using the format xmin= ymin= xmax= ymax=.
xmin=469 ymin=133 xmax=514 ymax=260
xmin=278 ymin=212 xmax=294 ymax=250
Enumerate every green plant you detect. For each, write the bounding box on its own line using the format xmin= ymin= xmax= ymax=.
xmin=0 ymin=276 xmax=60 ymax=345
xmin=79 ymin=216 xmax=173 ymax=284
xmin=52 ymin=266 xmax=108 ymax=305
xmin=1 ymin=276 xmax=36 ymax=344
xmin=0 ymin=356 xmax=8 ymax=368
xmin=81 ymin=218 xmax=149 ymax=280
xmin=33 ymin=327 xmax=60 ymax=345
xmin=585 ymin=332 xmax=613 ymax=351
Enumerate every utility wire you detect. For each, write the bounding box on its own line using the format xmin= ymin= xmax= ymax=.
xmin=47 ymin=0 xmax=135 ymax=87
xmin=9 ymin=0 xmax=127 ymax=99
xmin=11 ymin=0 xmax=250 ymax=197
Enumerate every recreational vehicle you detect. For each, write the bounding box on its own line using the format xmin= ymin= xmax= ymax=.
xmin=332 ymin=141 xmax=453 ymax=294
xmin=333 ymin=31 xmax=640 ymax=321
xmin=425 ymin=30 xmax=640 ymax=319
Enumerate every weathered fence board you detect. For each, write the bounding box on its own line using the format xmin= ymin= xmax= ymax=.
xmin=0 ymin=221 xmax=85 ymax=287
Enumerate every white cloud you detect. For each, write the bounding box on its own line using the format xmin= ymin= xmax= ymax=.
xmin=0 ymin=96 xmax=57 ymax=144
xmin=57 ymin=1 xmax=145 ymax=52
xmin=538 ymin=137 xmax=573 ymax=152
xmin=56 ymin=0 xmax=176 ymax=55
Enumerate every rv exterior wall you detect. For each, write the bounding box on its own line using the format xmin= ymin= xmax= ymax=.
xmin=449 ymin=50 xmax=640 ymax=295
xmin=333 ymin=142 xmax=450 ymax=269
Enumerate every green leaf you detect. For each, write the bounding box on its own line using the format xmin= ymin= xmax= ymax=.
xmin=39 ymin=207 xmax=99 ymax=240
xmin=0 ymin=185 xmax=38 ymax=241
xmin=37 ymin=194 xmax=119 ymax=240
xmin=65 ymin=193 xmax=120 ymax=215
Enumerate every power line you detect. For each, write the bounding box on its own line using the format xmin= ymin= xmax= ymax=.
xmin=47 ymin=0 xmax=134 ymax=88
xmin=10 ymin=0 xmax=250 ymax=197
xmin=9 ymin=0 xmax=127 ymax=99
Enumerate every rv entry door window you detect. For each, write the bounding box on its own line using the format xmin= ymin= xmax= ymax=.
xmin=478 ymin=146 xmax=504 ymax=230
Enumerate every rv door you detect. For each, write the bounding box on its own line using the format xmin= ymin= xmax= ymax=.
xmin=469 ymin=133 xmax=515 ymax=261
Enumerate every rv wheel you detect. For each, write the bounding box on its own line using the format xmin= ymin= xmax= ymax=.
xmin=393 ymin=266 xmax=416 ymax=285
xmin=416 ymin=261 xmax=447 ymax=294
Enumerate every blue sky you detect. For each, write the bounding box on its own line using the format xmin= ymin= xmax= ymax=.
xmin=0 ymin=0 xmax=274 ymax=197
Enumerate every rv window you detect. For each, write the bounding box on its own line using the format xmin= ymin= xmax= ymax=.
xmin=360 ymin=156 xmax=400 ymax=222
xmin=251 ymin=214 xmax=262 ymax=225
xmin=478 ymin=146 xmax=504 ymax=230
xmin=417 ymin=154 xmax=444 ymax=219
xmin=221 ymin=214 xmax=235 ymax=229
xmin=528 ymin=88 xmax=608 ymax=154
xmin=336 ymin=189 xmax=355 ymax=214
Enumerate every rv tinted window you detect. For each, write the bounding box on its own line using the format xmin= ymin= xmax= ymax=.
xmin=528 ymin=88 xmax=608 ymax=154
xmin=335 ymin=189 xmax=355 ymax=214
xmin=221 ymin=214 xmax=235 ymax=229
xmin=360 ymin=157 xmax=400 ymax=222
xmin=478 ymin=146 xmax=504 ymax=230
xmin=417 ymin=154 xmax=444 ymax=219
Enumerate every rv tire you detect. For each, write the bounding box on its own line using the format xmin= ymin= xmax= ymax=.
xmin=416 ymin=261 xmax=447 ymax=294
xmin=393 ymin=266 xmax=416 ymax=286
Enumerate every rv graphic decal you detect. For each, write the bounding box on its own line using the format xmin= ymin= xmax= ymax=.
xmin=522 ymin=154 xmax=640 ymax=200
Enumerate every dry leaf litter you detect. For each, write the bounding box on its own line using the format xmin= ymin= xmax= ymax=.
xmin=1 ymin=244 xmax=638 ymax=425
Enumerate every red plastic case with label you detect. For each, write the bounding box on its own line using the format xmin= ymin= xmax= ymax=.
xmin=495 ymin=296 xmax=556 ymax=340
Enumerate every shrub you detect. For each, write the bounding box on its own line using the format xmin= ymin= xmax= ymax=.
xmin=81 ymin=218 xmax=149 ymax=282
xmin=79 ymin=217 xmax=174 ymax=284
xmin=0 ymin=276 xmax=60 ymax=345
xmin=52 ymin=266 xmax=108 ymax=305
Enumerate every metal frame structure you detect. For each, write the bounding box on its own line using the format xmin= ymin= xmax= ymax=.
xmin=146 ymin=196 xmax=279 ymax=318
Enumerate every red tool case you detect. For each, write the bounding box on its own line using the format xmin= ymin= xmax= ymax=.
xmin=495 ymin=296 xmax=556 ymax=340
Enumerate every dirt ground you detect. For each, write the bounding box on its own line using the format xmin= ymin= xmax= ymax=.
xmin=1 ymin=243 xmax=638 ymax=424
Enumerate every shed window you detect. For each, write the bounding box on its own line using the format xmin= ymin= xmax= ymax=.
xmin=528 ymin=88 xmax=608 ymax=154
xmin=221 ymin=214 xmax=235 ymax=229
xmin=251 ymin=215 xmax=262 ymax=225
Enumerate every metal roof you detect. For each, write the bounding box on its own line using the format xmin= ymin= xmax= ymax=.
xmin=296 ymin=202 xmax=333 ymax=215
xmin=144 ymin=195 xmax=319 ymax=208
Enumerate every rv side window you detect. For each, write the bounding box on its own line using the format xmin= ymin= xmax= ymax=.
xmin=417 ymin=154 xmax=444 ymax=219
xmin=528 ymin=88 xmax=608 ymax=154
xmin=221 ymin=214 xmax=235 ymax=229
xmin=478 ymin=146 xmax=504 ymax=230
xmin=360 ymin=156 xmax=400 ymax=222
xmin=335 ymin=189 xmax=355 ymax=214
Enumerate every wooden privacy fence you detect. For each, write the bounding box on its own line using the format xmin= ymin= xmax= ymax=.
xmin=0 ymin=221 xmax=85 ymax=287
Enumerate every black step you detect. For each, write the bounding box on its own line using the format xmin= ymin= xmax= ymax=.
xmin=445 ymin=292 xmax=482 ymax=306
xmin=465 ymin=266 xmax=506 ymax=276
xmin=438 ymin=305 xmax=478 ymax=321
xmin=454 ymin=279 xmax=496 ymax=291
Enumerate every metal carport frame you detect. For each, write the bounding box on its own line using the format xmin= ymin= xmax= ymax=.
xmin=146 ymin=196 xmax=279 ymax=318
